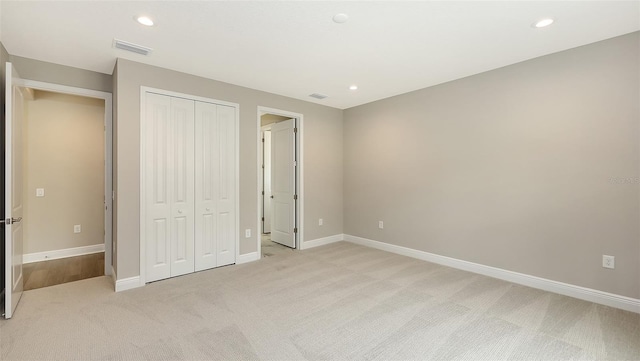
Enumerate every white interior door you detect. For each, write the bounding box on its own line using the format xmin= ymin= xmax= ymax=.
xmin=194 ymin=101 xmax=217 ymax=271
xmin=144 ymin=93 xmax=172 ymax=282
xmin=4 ymin=63 xmax=24 ymax=319
xmin=215 ymin=104 xmax=237 ymax=266
xmin=169 ymin=97 xmax=195 ymax=277
xmin=262 ymin=130 xmax=272 ymax=234
xmin=270 ymin=119 xmax=296 ymax=248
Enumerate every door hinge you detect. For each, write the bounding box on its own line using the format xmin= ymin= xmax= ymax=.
xmin=262 ymin=138 xmax=264 ymax=142
xmin=294 ymin=194 xmax=297 ymax=200
xmin=294 ymin=227 xmax=298 ymax=234
xmin=294 ymin=127 xmax=297 ymax=133
xmin=261 ymin=217 xmax=264 ymax=222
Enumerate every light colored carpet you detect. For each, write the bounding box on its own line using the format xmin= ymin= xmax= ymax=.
xmin=261 ymin=234 xmax=295 ymax=258
xmin=1 ymin=241 xmax=638 ymax=360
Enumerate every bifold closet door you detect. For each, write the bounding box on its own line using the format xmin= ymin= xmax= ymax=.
xmin=144 ymin=93 xmax=195 ymax=282
xmin=194 ymin=102 xmax=236 ymax=271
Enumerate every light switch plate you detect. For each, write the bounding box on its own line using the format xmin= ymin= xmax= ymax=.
xmin=74 ymin=225 xmax=81 ymax=233
xmin=36 ymin=188 xmax=45 ymax=197
xmin=245 ymin=229 xmax=251 ymax=238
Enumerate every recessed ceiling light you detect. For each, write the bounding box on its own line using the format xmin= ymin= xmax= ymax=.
xmin=533 ymin=18 xmax=554 ymax=28
xmin=349 ymin=85 xmax=358 ymax=90
xmin=136 ymin=16 xmax=154 ymax=26
xmin=333 ymin=13 xmax=349 ymax=24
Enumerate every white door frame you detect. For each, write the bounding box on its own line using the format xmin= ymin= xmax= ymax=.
xmin=260 ymin=125 xmax=272 ymax=234
xmin=13 ymin=78 xmax=113 ymax=278
xmin=139 ymin=86 xmax=239 ymax=286
xmin=256 ymin=106 xmax=304 ymax=258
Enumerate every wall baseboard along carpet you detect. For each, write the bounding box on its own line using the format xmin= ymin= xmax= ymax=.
xmin=343 ymin=234 xmax=640 ymax=313
xmin=23 ymin=244 xmax=105 ymax=264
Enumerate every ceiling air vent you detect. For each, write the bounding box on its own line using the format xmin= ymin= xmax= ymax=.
xmin=113 ymin=38 xmax=153 ymax=56
xmin=309 ymin=93 xmax=328 ymax=100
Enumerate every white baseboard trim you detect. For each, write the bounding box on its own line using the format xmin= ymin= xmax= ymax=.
xmin=344 ymin=234 xmax=640 ymax=314
xmin=23 ymin=244 xmax=105 ymax=264
xmin=302 ymin=233 xmax=344 ymax=250
xmin=115 ymin=276 xmax=142 ymax=292
xmin=237 ymin=251 xmax=259 ymax=264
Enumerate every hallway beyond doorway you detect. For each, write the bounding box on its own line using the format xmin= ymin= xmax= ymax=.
xmin=261 ymin=234 xmax=294 ymax=258
xmin=22 ymin=253 xmax=104 ymax=290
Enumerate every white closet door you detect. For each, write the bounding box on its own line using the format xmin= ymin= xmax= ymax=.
xmin=216 ymin=105 xmax=237 ymax=266
xmin=144 ymin=93 xmax=172 ymax=282
xmin=194 ymin=102 xmax=236 ymax=270
xmin=169 ymin=97 xmax=195 ymax=277
xmin=194 ymin=101 xmax=219 ymax=271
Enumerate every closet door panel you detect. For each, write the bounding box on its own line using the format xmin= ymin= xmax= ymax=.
xmin=145 ymin=93 xmax=172 ymax=282
xmin=216 ymin=105 xmax=236 ymax=267
xmin=170 ymin=97 xmax=195 ymax=277
xmin=194 ymin=101 xmax=219 ymax=271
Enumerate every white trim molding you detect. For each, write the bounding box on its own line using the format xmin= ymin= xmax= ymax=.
xmin=23 ymin=244 xmax=105 ymax=264
xmin=115 ymin=276 xmax=142 ymax=292
xmin=301 ymin=234 xmax=344 ymax=250
xmin=344 ymin=234 xmax=640 ymax=314
xmin=236 ymin=252 xmax=260 ymax=264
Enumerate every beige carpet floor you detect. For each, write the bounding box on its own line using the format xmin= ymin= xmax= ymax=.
xmin=1 ymin=241 xmax=638 ymax=360
xmin=261 ymin=233 xmax=295 ymax=258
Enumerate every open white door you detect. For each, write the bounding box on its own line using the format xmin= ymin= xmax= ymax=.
xmin=270 ymin=119 xmax=296 ymax=248
xmin=4 ymin=62 xmax=24 ymax=319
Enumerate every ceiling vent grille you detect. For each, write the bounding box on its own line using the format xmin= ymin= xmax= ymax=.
xmin=113 ymin=39 xmax=153 ymax=56
xmin=309 ymin=93 xmax=328 ymax=100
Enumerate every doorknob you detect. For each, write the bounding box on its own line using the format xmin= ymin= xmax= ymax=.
xmin=0 ymin=217 xmax=22 ymax=225
xmin=270 ymin=195 xmax=274 ymax=199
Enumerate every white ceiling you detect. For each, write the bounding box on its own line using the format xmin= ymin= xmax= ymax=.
xmin=1 ymin=1 xmax=639 ymax=109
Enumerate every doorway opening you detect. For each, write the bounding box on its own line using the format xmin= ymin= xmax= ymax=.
xmin=3 ymin=75 xmax=112 ymax=307
xmin=257 ymin=107 xmax=303 ymax=259
xmin=20 ymin=89 xmax=109 ymax=290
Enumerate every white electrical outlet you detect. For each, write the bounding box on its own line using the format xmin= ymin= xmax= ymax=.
xmin=36 ymin=188 xmax=45 ymax=197
xmin=378 ymin=221 xmax=384 ymax=229
xmin=602 ymin=255 xmax=615 ymax=269
xmin=319 ymin=218 xmax=323 ymax=226
xmin=74 ymin=225 xmax=81 ymax=233
xmin=245 ymin=229 xmax=251 ymax=238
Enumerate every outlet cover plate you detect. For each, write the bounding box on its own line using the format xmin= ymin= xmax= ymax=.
xmin=602 ymin=255 xmax=615 ymax=269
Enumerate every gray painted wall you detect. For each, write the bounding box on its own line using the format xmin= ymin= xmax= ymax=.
xmin=115 ymin=59 xmax=343 ymax=279
xmin=344 ymin=32 xmax=640 ymax=299
xmin=9 ymin=56 xmax=112 ymax=93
